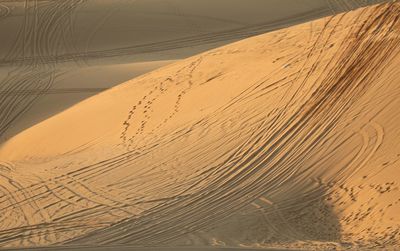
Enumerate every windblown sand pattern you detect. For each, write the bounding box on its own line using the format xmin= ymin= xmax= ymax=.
xmin=0 ymin=1 xmax=399 ymax=251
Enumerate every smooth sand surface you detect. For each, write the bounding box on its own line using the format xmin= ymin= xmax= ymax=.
xmin=0 ymin=1 xmax=400 ymax=250
xmin=0 ymin=0 xmax=388 ymax=142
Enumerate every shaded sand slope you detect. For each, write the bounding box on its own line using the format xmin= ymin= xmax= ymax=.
xmin=1 ymin=2 xmax=400 ymax=250
xmin=0 ymin=0 xmax=388 ymax=65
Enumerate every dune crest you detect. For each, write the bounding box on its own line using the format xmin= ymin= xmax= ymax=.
xmin=1 ymin=2 xmax=400 ymax=250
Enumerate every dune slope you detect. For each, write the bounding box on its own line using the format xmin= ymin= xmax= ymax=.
xmin=0 ymin=0 xmax=388 ymax=142
xmin=1 ymin=2 xmax=400 ymax=250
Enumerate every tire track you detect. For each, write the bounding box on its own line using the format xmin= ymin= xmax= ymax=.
xmin=0 ymin=87 xmax=109 ymax=96
xmin=0 ymin=0 xmax=85 ymax=139
xmin=0 ymin=7 xmax=333 ymax=66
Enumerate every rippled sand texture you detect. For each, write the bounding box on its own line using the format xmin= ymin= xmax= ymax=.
xmin=1 ymin=1 xmax=400 ymax=250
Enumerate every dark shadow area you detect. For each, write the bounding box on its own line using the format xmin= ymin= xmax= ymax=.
xmin=183 ymin=183 xmax=341 ymax=249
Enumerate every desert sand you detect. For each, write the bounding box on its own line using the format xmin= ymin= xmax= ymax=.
xmin=1 ymin=1 xmax=400 ymax=251
xmin=0 ymin=0 xmax=387 ymax=142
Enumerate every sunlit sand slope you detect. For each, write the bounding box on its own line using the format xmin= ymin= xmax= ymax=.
xmin=1 ymin=2 xmax=400 ymax=250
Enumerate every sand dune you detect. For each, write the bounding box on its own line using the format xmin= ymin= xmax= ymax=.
xmin=0 ymin=0 xmax=388 ymax=142
xmin=0 ymin=2 xmax=399 ymax=250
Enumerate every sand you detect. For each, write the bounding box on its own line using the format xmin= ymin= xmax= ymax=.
xmin=0 ymin=0 xmax=387 ymax=142
xmin=1 ymin=0 xmax=400 ymax=250
xmin=1 ymin=246 xmax=293 ymax=251
xmin=1 ymin=1 xmax=400 ymax=250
